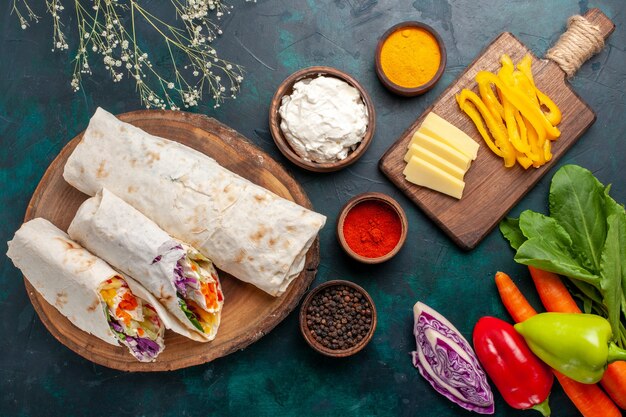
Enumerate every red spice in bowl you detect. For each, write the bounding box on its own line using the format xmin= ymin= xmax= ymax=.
xmin=337 ymin=192 xmax=408 ymax=263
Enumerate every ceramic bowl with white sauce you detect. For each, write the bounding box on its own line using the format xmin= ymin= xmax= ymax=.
xmin=269 ymin=67 xmax=376 ymax=173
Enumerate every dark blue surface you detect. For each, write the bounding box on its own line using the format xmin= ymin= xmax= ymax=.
xmin=1 ymin=1 xmax=625 ymax=416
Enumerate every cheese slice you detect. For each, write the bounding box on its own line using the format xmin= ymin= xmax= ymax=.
xmin=403 ymin=144 xmax=466 ymax=180
xmin=403 ymin=155 xmax=465 ymax=199
xmin=419 ymin=112 xmax=479 ymax=160
xmin=408 ymin=131 xmax=471 ymax=171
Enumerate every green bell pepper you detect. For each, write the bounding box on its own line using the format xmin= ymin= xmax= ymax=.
xmin=514 ymin=313 xmax=626 ymax=384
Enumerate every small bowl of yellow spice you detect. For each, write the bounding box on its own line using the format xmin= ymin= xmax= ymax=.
xmin=375 ymin=22 xmax=446 ymax=96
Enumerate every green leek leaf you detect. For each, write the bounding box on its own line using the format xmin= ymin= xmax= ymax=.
xmin=549 ymin=165 xmax=606 ymax=272
xmin=499 ymin=217 xmax=525 ymax=251
xmin=500 ymin=165 xmax=626 ymax=347
xmin=599 ymin=214 xmax=626 ymax=338
xmin=178 ymin=296 xmax=203 ymax=332
xmin=515 ymin=211 xmax=598 ymax=284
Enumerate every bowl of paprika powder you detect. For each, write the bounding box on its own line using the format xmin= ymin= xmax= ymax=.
xmin=337 ymin=192 xmax=408 ymax=264
xmin=375 ymin=21 xmax=446 ymax=96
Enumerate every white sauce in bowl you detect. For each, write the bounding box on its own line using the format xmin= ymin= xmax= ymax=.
xmin=278 ymin=76 xmax=368 ymax=163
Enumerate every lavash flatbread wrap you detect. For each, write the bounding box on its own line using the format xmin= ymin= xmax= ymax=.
xmin=6 ymin=218 xmax=165 ymax=362
xmin=63 ymin=108 xmax=326 ymax=296
xmin=68 ymin=189 xmax=223 ymax=342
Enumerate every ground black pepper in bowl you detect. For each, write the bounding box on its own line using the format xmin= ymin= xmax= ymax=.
xmin=299 ymin=280 xmax=377 ymax=357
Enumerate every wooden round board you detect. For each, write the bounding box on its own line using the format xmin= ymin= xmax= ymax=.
xmin=22 ymin=110 xmax=320 ymax=371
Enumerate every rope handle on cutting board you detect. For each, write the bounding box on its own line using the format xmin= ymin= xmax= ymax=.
xmin=545 ymin=8 xmax=615 ymax=78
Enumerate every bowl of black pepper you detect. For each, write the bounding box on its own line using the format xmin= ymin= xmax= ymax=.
xmin=299 ymin=280 xmax=377 ymax=357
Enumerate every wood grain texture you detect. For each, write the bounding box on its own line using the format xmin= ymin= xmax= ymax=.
xmin=379 ymin=9 xmax=615 ymax=250
xmin=22 ymin=110 xmax=320 ymax=371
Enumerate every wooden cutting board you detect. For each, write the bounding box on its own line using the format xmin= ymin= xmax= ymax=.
xmin=379 ymin=8 xmax=614 ymax=250
xmin=22 ymin=110 xmax=320 ymax=371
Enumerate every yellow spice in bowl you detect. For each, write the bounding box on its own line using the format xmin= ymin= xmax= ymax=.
xmin=380 ymin=27 xmax=441 ymax=88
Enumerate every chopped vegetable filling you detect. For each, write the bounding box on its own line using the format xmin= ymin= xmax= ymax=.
xmin=99 ymin=276 xmax=164 ymax=362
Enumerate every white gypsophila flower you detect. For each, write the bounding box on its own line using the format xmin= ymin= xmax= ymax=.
xmin=13 ymin=0 xmax=248 ymax=109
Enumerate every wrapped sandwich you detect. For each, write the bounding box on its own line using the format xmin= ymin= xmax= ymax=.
xmin=6 ymin=218 xmax=165 ymax=362
xmin=63 ymin=108 xmax=326 ymax=296
xmin=68 ymin=189 xmax=223 ymax=341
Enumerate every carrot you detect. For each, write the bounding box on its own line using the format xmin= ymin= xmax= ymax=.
xmin=581 ymin=343 xmax=626 ymax=407
xmin=494 ymin=271 xmax=622 ymax=416
xmin=200 ymin=282 xmax=219 ymax=310
xmin=528 ymin=266 xmax=626 ymax=409
xmin=115 ymin=307 xmax=131 ymax=326
xmin=494 ymin=271 xmax=536 ymax=321
xmin=601 ymin=362 xmax=626 ymax=409
xmin=119 ymin=292 xmax=138 ymax=311
xmin=528 ymin=266 xmax=581 ymax=313
xmin=554 ymin=371 xmax=622 ymax=417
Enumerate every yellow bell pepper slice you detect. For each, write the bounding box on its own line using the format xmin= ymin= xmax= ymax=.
xmin=518 ymin=70 xmax=549 ymax=152
xmin=536 ymin=89 xmax=562 ymax=129
xmin=503 ymin=98 xmax=531 ymax=154
xmin=497 ymin=60 xmax=531 ymax=155
xmin=517 ymin=55 xmax=534 ymax=81
xmin=513 ymin=70 xmax=539 ymax=105
xmin=525 ymin=118 xmax=546 ymax=168
xmin=514 ymin=111 xmax=538 ymax=160
xmin=457 ymin=89 xmax=516 ymax=167
xmin=478 ymin=79 xmax=504 ymax=120
xmin=543 ymin=138 xmax=553 ymax=162
xmin=517 ymin=54 xmax=562 ymax=127
xmin=516 ymin=150 xmax=533 ymax=169
xmin=453 ymin=54 xmax=561 ymax=170
xmin=475 ymin=71 xmax=560 ymax=140
xmin=499 ymin=54 xmax=515 ymax=82
xmin=456 ymin=93 xmax=503 ymax=157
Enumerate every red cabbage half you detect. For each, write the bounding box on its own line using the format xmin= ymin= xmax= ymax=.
xmin=412 ymin=301 xmax=494 ymax=414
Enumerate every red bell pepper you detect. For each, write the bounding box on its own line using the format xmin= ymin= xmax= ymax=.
xmin=473 ymin=316 xmax=553 ymax=416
